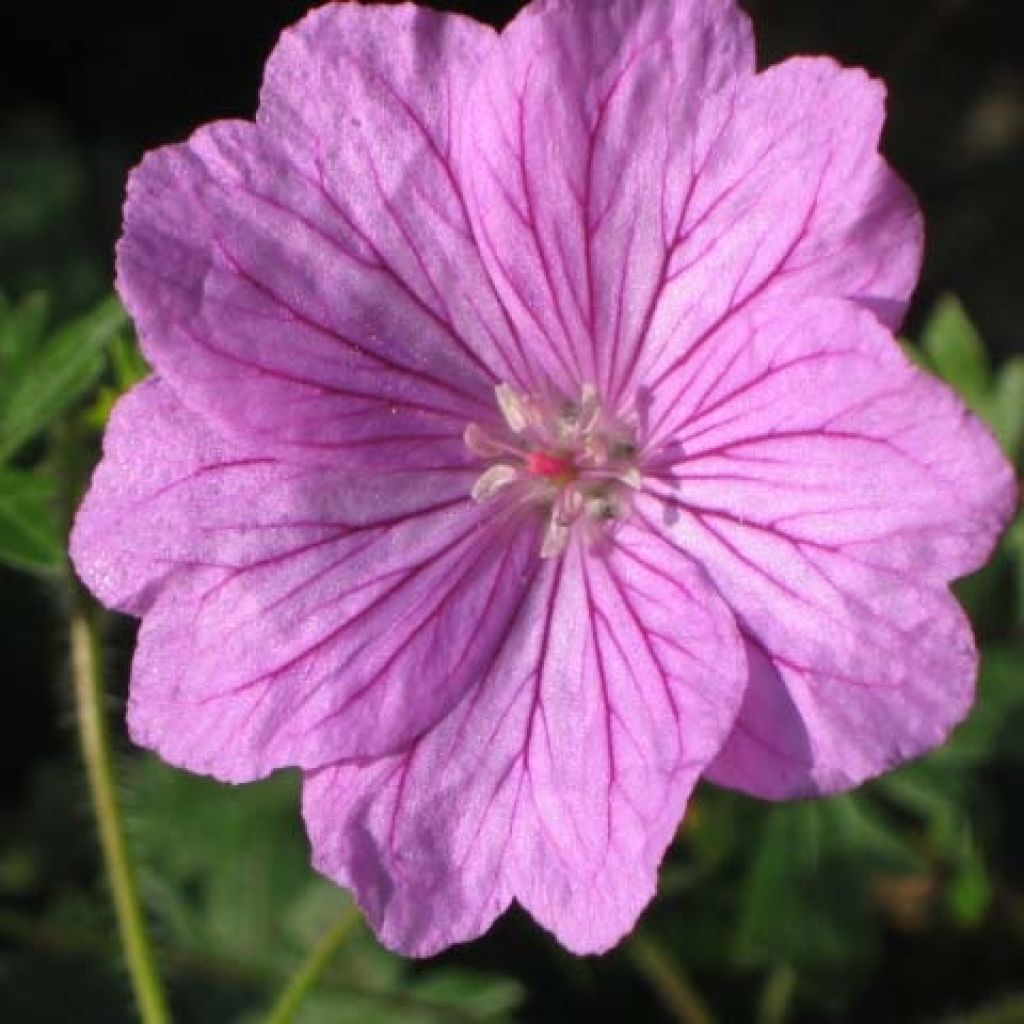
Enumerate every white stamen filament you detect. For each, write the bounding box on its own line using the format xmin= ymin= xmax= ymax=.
xmin=464 ymin=422 xmax=512 ymax=459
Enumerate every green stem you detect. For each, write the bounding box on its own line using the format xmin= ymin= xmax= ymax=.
xmin=264 ymin=907 xmax=362 ymax=1024
xmin=70 ymin=601 xmax=171 ymax=1024
xmin=628 ymin=932 xmax=715 ymax=1024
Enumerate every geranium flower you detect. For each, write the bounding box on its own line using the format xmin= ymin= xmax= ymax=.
xmin=71 ymin=0 xmax=1016 ymax=955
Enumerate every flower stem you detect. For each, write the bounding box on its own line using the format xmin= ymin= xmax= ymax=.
xmin=70 ymin=601 xmax=171 ymax=1024
xmin=628 ymin=932 xmax=715 ymax=1024
xmin=264 ymin=906 xmax=362 ymax=1024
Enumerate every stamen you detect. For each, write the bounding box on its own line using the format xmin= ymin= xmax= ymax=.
xmin=541 ymin=517 xmax=571 ymax=559
xmin=559 ymin=385 xmax=600 ymax=437
xmin=496 ymin=383 xmax=529 ymax=434
xmin=586 ymin=494 xmax=619 ymax=521
xmin=464 ymin=422 xmax=508 ymax=459
xmin=578 ymin=384 xmax=599 ymax=426
xmin=555 ymin=487 xmax=584 ymax=524
xmin=471 ymin=463 xmax=518 ymax=502
xmin=620 ymin=467 xmax=642 ymax=490
xmin=466 ymin=382 xmax=643 ymax=557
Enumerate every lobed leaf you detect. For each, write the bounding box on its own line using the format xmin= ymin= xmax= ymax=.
xmin=990 ymin=357 xmax=1024 ymax=462
xmin=735 ymin=797 xmax=919 ymax=974
xmin=0 ymin=291 xmax=50 ymax=368
xmin=0 ymin=295 xmax=126 ymax=463
xmin=0 ymin=467 xmax=62 ymax=571
xmin=921 ymin=295 xmax=990 ymax=410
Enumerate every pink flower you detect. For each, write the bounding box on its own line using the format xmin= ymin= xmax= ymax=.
xmin=71 ymin=0 xmax=1016 ymax=955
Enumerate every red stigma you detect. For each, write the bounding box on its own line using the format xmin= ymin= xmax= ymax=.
xmin=526 ymin=451 xmax=574 ymax=481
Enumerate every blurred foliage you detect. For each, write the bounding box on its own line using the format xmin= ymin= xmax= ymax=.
xmin=0 ymin=293 xmax=127 ymax=464
xmin=920 ymin=295 xmax=1024 ymax=456
xmin=0 ymin=293 xmax=126 ymax=572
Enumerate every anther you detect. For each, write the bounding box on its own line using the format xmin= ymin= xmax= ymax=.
xmin=471 ymin=463 xmax=518 ymax=502
xmin=541 ymin=517 xmax=571 ymax=559
xmin=495 ymin=383 xmax=530 ymax=434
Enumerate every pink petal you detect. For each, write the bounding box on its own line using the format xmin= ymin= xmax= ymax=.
xmin=303 ymin=528 xmax=745 ymax=956
xmin=116 ymin=3 xmax=523 ymax=467
xmin=630 ymin=56 xmax=922 ymax=405
xmin=463 ymin=7 xmax=920 ymax=405
xmin=641 ymin=298 xmax=1017 ymax=796
xmin=71 ymin=380 xmax=541 ymax=781
xmin=461 ymin=0 xmax=754 ymax=398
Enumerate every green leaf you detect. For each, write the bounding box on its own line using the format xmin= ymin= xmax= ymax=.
xmin=877 ymin=759 xmax=966 ymax=851
xmin=85 ymin=336 xmax=151 ymax=431
xmin=0 ymin=295 xmax=126 ymax=462
xmin=125 ymin=758 xmax=312 ymax=963
xmin=946 ymin=837 xmax=991 ymax=927
xmin=1008 ymin=518 xmax=1024 ymax=628
xmin=738 ymin=804 xmax=856 ymax=970
xmin=284 ymin=969 xmax=523 ymax=1024
xmin=941 ymin=646 xmax=1024 ymax=763
xmin=898 ymin=337 xmax=931 ymax=371
xmin=921 ymin=296 xmax=990 ymax=409
xmin=285 ymin=994 xmax=411 ymax=1024
xmin=0 ymin=467 xmax=62 ymax=571
xmin=108 ymin=334 xmax=150 ymax=393
xmin=990 ymin=357 xmax=1024 ymax=461
xmin=410 ymin=969 xmax=524 ymax=1018
xmin=0 ymin=291 xmax=50 ymax=366
xmin=735 ymin=795 xmax=921 ymax=992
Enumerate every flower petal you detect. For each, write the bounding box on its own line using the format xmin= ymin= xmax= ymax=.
xmin=463 ymin=5 xmax=919 ymax=404
xmin=642 ymin=298 xmax=1017 ymax=796
xmin=303 ymin=528 xmax=745 ymax=956
xmin=630 ymin=56 xmax=922 ymax=404
xmin=117 ymin=3 xmax=523 ymax=467
xmin=461 ymin=0 xmax=754 ymax=397
xmin=71 ymin=379 xmax=541 ymax=781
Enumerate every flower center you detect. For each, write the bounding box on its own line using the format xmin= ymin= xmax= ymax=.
xmin=465 ymin=383 xmax=642 ymax=557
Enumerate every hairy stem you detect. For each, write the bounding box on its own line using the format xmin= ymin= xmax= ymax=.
xmin=70 ymin=601 xmax=171 ymax=1024
xmin=264 ymin=906 xmax=362 ymax=1024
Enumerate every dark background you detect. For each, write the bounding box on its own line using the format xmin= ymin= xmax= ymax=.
xmin=1 ymin=2 xmax=1022 ymax=1021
